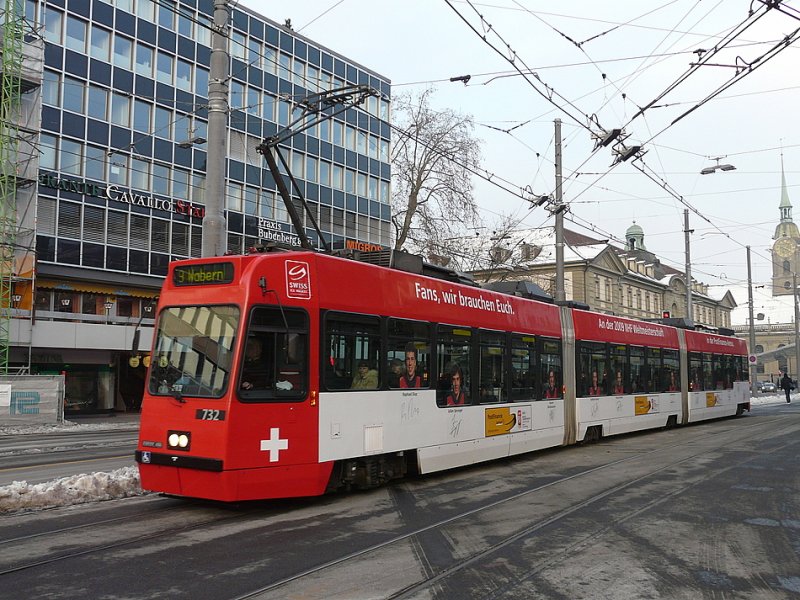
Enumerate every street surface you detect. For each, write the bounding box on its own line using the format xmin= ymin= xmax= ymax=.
xmin=0 ymin=399 xmax=798 ymax=599
xmin=0 ymin=423 xmax=137 ymax=486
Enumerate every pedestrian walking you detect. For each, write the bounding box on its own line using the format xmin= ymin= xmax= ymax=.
xmin=780 ymin=372 xmax=793 ymax=403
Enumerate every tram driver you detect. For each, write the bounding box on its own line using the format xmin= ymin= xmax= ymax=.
xmin=241 ymin=337 xmax=270 ymax=391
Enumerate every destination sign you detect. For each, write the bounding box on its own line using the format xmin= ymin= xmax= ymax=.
xmin=172 ymin=262 xmax=235 ymax=286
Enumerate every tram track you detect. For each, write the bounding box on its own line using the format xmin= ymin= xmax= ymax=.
xmin=390 ymin=419 xmax=799 ymax=599
xmin=0 ymin=413 xmax=793 ymax=599
xmin=232 ymin=414 xmax=795 ymax=600
xmin=0 ymin=496 xmax=262 ymax=577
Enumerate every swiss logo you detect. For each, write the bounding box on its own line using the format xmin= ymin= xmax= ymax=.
xmin=286 ymin=260 xmax=312 ymax=299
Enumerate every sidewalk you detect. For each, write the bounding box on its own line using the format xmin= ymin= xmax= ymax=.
xmin=67 ymin=412 xmax=141 ymax=426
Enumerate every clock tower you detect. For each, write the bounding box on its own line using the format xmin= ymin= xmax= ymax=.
xmin=772 ymin=157 xmax=800 ymax=296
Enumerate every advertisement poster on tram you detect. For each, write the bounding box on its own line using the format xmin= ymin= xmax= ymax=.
xmin=485 ymin=405 xmax=532 ymax=436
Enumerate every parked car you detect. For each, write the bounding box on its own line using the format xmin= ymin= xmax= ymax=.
xmin=762 ymin=381 xmax=777 ymax=393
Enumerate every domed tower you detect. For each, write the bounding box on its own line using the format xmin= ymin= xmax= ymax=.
xmin=625 ymin=221 xmax=646 ymax=251
xmin=772 ymin=156 xmax=800 ymax=296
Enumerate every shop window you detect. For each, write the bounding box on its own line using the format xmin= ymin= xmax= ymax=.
xmin=117 ymin=297 xmax=134 ymax=318
xmin=35 ymin=291 xmax=51 ymax=312
xmin=81 ymin=293 xmax=100 ymax=315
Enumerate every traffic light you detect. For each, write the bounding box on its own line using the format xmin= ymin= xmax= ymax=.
xmin=662 ymin=311 xmax=671 ymax=319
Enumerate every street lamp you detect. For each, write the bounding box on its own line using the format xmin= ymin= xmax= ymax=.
xmin=700 ymin=157 xmax=736 ymax=174
xmin=104 ymin=301 xmax=113 ymax=324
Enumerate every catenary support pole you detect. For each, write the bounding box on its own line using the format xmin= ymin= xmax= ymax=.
xmin=554 ymin=118 xmax=565 ymax=303
xmin=747 ymin=246 xmax=757 ymax=395
xmin=684 ymin=209 xmax=693 ymax=323
xmin=201 ymin=0 xmax=230 ymax=257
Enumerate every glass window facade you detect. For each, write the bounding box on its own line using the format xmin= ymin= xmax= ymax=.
xmin=33 ymin=1 xmax=392 ymax=278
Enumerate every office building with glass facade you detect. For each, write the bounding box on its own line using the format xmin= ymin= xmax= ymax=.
xmin=7 ymin=0 xmax=391 ymax=412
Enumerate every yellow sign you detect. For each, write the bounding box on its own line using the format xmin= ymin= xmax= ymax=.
xmin=485 ymin=408 xmax=515 ymax=436
xmin=142 ymin=355 xmax=151 ymax=367
xmin=634 ymin=396 xmax=652 ymax=415
xmin=706 ymin=392 xmax=717 ymax=407
xmin=128 ymin=356 xmax=140 ymax=368
xmin=484 ymin=406 xmax=532 ymax=436
xmin=159 ymin=355 xmax=169 ymax=368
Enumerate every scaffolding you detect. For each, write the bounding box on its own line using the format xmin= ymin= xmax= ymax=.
xmin=0 ymin=0 xmax=41 ymax=374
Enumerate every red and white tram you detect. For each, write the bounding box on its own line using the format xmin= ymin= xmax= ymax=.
xmin=135 ymin=250 xmax=750 ymax=501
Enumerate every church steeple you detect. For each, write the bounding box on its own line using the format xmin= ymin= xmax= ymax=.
xmin=780 ymin=153 xmax=793 ymax=223
xmin=772 ymin=153 xmax=800 ymax=296
xmin=774 ymin=153 xmax=799 ymax=241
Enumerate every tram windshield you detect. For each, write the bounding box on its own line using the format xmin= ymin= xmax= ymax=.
xmin=148 ymin=305 xmax=239 ymax=398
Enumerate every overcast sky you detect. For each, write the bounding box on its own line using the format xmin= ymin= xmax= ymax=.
xmin=240 ymin=1 xmax=800 ymax=319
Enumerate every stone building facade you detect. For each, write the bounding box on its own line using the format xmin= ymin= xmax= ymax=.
xmin=467 ymin=223 xmax=736 ymax=328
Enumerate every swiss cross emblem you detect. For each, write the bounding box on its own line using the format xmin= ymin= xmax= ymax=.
xmin=260 ymin=427 xmax=288 ymax=462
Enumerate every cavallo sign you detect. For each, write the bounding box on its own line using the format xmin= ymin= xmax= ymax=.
xmin=38 ymin=174 xmax=206 ymax=218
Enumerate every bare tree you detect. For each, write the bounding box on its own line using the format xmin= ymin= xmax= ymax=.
xmin=390 ymin=89 xmax=483 ymax=259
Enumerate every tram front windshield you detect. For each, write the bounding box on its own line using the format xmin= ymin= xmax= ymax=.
xmin=148 ymin=305 xmax=239 ymax=398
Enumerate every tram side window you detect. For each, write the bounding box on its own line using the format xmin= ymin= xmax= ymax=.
xmin=646 ymin=347 xmax=661 ymax=392
xmin=578 ymin=341 xmax=608 ymax=397
xmin=733 ymin=355 xmax=745 ymax=382
xmin=630 ymin=347 xmax=645 ymax=393
xmin=324 ymin=313 xmax=381 ymax=391
xmin=662 ymin=349 xmax=680 ymax=392
xmin=702 ymin=353 xmax=713 ymax=390
xmin=387 ymin=318 xmax=430 ymax=389
xmin=540 ymin=339 xmax=562 ymax=400
xmin=688 ymin=352 xmax=703 ymax=391
xmin=238 ymin=307 xmax=308 ymax=402
xmin=725 ymin=354 xmax=737 ymax=388
xmin=710 ymin=354 xmax=723 ymax=389
xmin=437 ymin=325 xmax=471 ymax=407
xmin=610 ymin=345 xmax=627 ymax=395
xmin=479 ymin=330 xmax=506 ymax=403
xmin=511 ymin=335 xmax=536 ymax=401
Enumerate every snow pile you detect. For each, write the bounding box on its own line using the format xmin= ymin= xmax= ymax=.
xmin=0 ymin=420 xmax=139 ymax=435
xmin=0 ymin=466 xmax=145 ymax=514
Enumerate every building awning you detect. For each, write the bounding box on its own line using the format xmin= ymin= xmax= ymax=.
xmin=37 ymin=279 xmax=159 ymax=299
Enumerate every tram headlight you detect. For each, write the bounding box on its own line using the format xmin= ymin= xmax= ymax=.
xmin=167 ymin=430 xmax=191 ymax=451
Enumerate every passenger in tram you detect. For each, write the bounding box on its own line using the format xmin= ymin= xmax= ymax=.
xmin=544 ymin=370 xmax=560 ymax=399
xmin=240 ymin=337 xmax=271 ymax=391
xmin=351 ymin=361 xmax=378 ymax=389
xmin=388 ymin=358 xmax=403 ymax=388
xmin=400 ymin=343 xmax=422 ymax=388
xmin=446 ymin=365 xmax=467 ymax=406
xmin=667 ymin=370 xmax=678 ymax=392
xmin=689 ymin=369 xmax=703 ymax=392
xmin=613 ymin=370 xmax=625 ymax=395
xmin=587 ymin=370 xmax=602 ymax=396
xmin=690 ymin=370 xmax=701 ymax=391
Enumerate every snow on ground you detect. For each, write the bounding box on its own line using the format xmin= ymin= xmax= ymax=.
xmin=0 ymin=466 xmax=145 ymax=514
xmin=0 ymin=418 xmax=146 ymax=515
xmin=0 ymin=419 xmax=139 ymax=436
xmin=0 ymin=393 xmax=795 ymax=515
